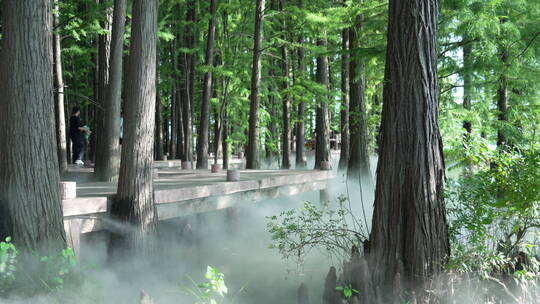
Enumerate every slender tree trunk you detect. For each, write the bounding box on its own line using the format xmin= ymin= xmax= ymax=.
xmin=182 ymin=1 xmax=196 ymax=163
xmin=314 ymin=38 xmax=331 ymax=170
xmin=155 ymin=50 xmax=164 ymax=161
xmin=279 ymin=0 xmax=291 ymax=169
xmin=163 ymin=115 xmax=169 ymax=156
xmin=0 ymin=0 xmax=66 ymax=253
xmin=170 ymin=89 xmax=178 ymax=158
xmin=94 ymin=1 xmax=112 ymax=165
xmin=266 ymin=81 xmax=278 ymax=163
xmin=295 ymin=0 xmax=306 ymax=169
xmin=368 ymin=0 xmax=448 ymax=301
xmin=497 ymin=49 xmax=509 ymax=148
xmin=95 ymin=0 xmax=126 ymax=181
xmin=222 ymin=107 xmax=229 ymax=169
xmin=338 ymin=27 xmax=350 ymax=170
xmin=169 ymin=43 xmax=178 ymax=159
xmin=348 ymin=16 xmax=371 ymax=179
xmin=246 ymin=0 xmax=266 ymax=169
xmin=295 ymin=68 xmax=307 ymax=163
xmin=462 ymin=41 xmax=472 ymax=134
xmin=53 ymin=0 xmax=68 ymax=174
xmin=175 ymin=82 xmax=184 ymax=160
xmin=196 ymin=0 xmax=217 ymax=169
xmin=108 ymin=0 xmax=158 ymax=255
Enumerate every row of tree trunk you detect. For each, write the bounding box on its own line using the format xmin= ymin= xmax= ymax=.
xmin=0 ymin=0 xmax=450 ymax=300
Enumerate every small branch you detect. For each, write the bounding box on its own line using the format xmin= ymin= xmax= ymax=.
xmin=54 ymin=89 xmax=104 ymax=110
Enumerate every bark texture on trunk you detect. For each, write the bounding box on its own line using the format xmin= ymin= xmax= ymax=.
xmin=246 ymin=0 xmax=266 ymax=169
xmin=348 ymin=16 xmax=371 ymax=180
xmin=368 ymin=0 xmax=448 ymax=301
xmin=53 ymin=0 xmax=68 ymax=174
xmin=279 ymin=0 xmax=291 ymax=169
xmin=295 ymin=17 xmax=307 ymax=168
xmin=109 ymin=0 xmax=158 ymax=255
xmin=181 ymin=1 xmax=197 ymax=162
xmin=95 ymin=0 xmax=126 ymax=181
xmin=314 ymin=38 xmax=331 ymax=170
xmin=0 ymin=0 xmax=66 ymax=253
xmin=155 ymin=50 xmax=164 ymax=161
xmin=94 ymin=2 xmax=112 ymax=164
xmin=338 ymin=27 xmax=350 ymax=170
xmin=196 ymin=0 xmax=217 ymax=169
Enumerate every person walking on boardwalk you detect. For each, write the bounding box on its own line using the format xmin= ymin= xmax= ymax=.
xmin=69 ymin=106 xmax=89 ymax=166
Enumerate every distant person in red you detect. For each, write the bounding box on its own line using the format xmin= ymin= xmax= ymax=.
xmin=69 ymin=106 xmax=89 ymax=166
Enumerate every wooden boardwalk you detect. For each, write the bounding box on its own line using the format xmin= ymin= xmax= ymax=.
xmin=62 ymin=164 xmax=336 ymax=255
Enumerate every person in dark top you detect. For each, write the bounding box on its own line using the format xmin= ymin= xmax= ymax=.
xmin=69 ymin=106 xmax=88 ymax=165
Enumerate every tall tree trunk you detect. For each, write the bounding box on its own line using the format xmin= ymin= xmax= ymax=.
xmin=295 ymin=6 xmax=307 ymax=168
xmin=95 ymin=0 xmax=126 ymax=181
xmin=213 ymin=106 xmax=222 ymax=163
xmin=94 ymin=1 xmax=112 ymax=165
xmin=222 ymin=107 xmax=229 ymax=169
xmin=347 ymin=16 xmax=371 ymax=179
xmin=163 ymin=114 xmax=169 ymax=156
xmin=279 ymin=0 xmax=291 ymax=169
xmin=196 ymin=0 xmax=217 ymax=169
xmin=108 ymin=0 xmax=158 ymax=255
xmin=497 ymin=48 xmax=509 ymax=148
xmin=246 ymin=0 xmax=266 ymax=169
xmin=338 ymin=27 xmax=350 ymax=170
xmin=169 ymin=43 xmax=178 ymax=159
xmin=175 ymin=82 xmax=184 ymax=160
xmin=182 ymin=1 xmax=197 ymax=163
xmin=53 ymin=0 xmax=68 ymax=174
xmin=462 ymin=40 xmax=472 ymax=134
xmin=0 ymin=0 xmax=66 ymax=253
xmin=314 ymin=38 xmax=331 ymax=170
xmin=368 ymin=0 xmax=448 ymax=301
xmin=155 ymin=50 xmax=165 ymax=161
xmin=266 ymin=86 xmax=278 ymax=163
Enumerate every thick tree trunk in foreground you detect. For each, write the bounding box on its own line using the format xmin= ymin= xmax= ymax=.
xmin=246 ymin=0 xmax=266 ymax=169
xmin=53 ymin=0 xmax=68 ymax=174
xmin=338 ymin=27 xmax=350 ymax=170
xmin=95 ymin=0 xmax=126 ymax=181
xmin=348 ymin=16 xmax=371 ymax=180
xmin=314 ymin=38 xmax=331 ymax=170
xmin=0 ymin=0 xmax=66 ymax=253
xmin=196 ymin=0 xmax=217 ymax=169
xmin=368 ymin=0 xmax=448 ymax=301
xmin=279 ymin=0 xmax=291 ymax=169
xmin=109 ymin=0 xmax=158 ymax=255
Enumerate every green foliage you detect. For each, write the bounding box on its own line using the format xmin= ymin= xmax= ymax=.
xmin=336 ymin=284 xmax=359 ymax=299
xmin=38 ymin=248 xmax=78 ymax=291
xmin=0 ymin=239 xmax=79 ymax=298
xmin=267 ymin=196 xmax=367 ymax=265
xmin=0 ymin=237 xmax=18 ymax=295
xmin=187 ymin=266 xmax=229 ymax=304
xmin=446 ymin=145 xmax=540 ymax=275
